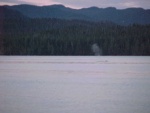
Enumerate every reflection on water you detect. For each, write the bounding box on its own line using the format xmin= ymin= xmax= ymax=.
xmin=0 ymin=56 xmax=150 ymax=113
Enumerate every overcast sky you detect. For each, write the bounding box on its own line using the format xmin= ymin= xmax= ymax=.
xmin=0 ymin=0 xmax=150 ymax=9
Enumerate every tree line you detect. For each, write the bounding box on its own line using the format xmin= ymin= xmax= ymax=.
xmin=2 ymin=18 xmax=150 ymax=55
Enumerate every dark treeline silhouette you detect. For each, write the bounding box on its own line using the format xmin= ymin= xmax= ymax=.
xmin=1 ymin=16 xmax=150 ymax=55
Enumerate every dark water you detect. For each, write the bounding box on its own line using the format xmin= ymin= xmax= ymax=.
xmin=0 ymin=56 xmax=150 ymax=113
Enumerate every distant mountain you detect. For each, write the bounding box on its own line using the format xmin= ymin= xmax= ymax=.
xmin=1 ymin=4 xmax=150 ymax=25
xmin=0 ymin=6 xmax=27 ymax=19
xmin=6 ymin=4 xmax=89 ymax=20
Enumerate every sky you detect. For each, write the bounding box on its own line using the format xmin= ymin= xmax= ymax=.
xmin=0 ymin=0 xmax=150 ymax=9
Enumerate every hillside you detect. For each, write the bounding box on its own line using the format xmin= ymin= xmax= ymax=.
xmin=0 ymin=5 xmax=150 ymax=55
xmin=6 ymin=4 xmax=150 ymax=25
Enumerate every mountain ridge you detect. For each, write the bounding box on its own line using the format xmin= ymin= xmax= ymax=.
xmin=1 ymin=4 xmax=150 ymax=25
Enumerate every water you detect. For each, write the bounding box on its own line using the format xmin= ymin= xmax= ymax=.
xmin=0 ymin=56 xmax=150 ymax=113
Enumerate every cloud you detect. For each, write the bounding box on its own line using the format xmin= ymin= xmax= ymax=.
xmin=117 ymin=0 xmax=146 ymax=8
xmin=0 ymin=0 xmax=149 ymax=9
xmin=0 ymin=0 xmax=34 ymax=5
xmin=0 ymin=0 xmax=59 ymax=6
xmin=51 ymin=0 xmax=150 ymax=9
xmin=21 ymin=0 xmax=59 ymax=6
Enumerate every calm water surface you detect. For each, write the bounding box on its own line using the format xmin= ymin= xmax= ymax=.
xmin=0 ymin=56 xmax=150 ymax=113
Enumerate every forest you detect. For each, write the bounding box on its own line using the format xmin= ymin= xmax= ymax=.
xmin=1 ymin=16 xmax=150 ymax=55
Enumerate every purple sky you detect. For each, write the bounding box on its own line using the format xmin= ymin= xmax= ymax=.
xmin=0 ymin=0 xmax=150 ymax=9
